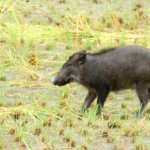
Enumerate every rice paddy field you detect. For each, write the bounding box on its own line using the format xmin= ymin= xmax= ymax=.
xmin=1 ymin=0 xmax=150 ymax=149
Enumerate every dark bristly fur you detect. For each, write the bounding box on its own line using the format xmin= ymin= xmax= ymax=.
xmin=88 ymin=47 xmax=116 ymax=55
xmin=51 ymin=45 xmax=150 ymax=118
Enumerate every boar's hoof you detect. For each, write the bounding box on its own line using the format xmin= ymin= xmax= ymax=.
xmin=81 ymin=107 xmax=86 ymax=113
xmin=96 ymin=110 xmax=102 ymax=116
xmin=135 ymin=111 xmax=142 ymax=119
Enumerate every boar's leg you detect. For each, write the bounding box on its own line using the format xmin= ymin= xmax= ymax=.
xmin=148 ymin=88 xmax=150 ymax=100
xmin=135 ymin=82 xmax=149 ymax=118
xmin=96 ymin=87 xmax=110 ymax=115
xmin=81 ymin=90 xmax=97 ymax=113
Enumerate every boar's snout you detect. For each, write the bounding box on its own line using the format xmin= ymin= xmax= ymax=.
xmin=51 ymin=77 xmax=57 ymax=85
xmin=51 ymin=76 xmax=70 ymax=86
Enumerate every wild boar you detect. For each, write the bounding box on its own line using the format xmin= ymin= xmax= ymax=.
xmin=51 ymin=45 xmax=150 ymax=117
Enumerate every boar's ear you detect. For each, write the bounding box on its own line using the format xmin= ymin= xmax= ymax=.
xmin=77 ymin=50 xmax=86 ymax=65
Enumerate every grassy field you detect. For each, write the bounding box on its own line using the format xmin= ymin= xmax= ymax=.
xmin=1 ymin=0 xmax=150 ymax=149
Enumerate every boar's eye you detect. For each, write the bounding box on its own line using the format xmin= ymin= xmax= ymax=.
xmin=77 ymin=60 xmax=84 ymax=65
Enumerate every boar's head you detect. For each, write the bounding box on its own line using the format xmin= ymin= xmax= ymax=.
xmin=51 ymin=50 xmax=86 ymax=86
